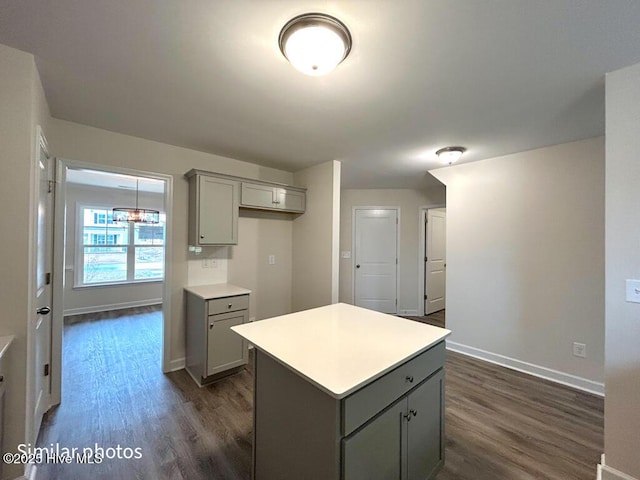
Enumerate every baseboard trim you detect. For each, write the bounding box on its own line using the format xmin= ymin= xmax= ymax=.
xmin=399 ymin=309 xmax=419 ymax=316
xmin=63 ymin=298 xmax=162 ymax=316
xmin=446 ymin=341 xmax=605 ymax=396
xmin=598 ymin=455 xmax=639 ymax=480
xmin=167 ymin=357 xmax=186 ymax=372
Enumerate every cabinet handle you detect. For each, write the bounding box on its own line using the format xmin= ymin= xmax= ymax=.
xmin=405 ymin=375 xmax=414 ymax=383
xmin=0 ymin=375 xmax=3 ymax=382
xmin=403 ymin=409 xmax=418 ymax=422
xmin=209 ymin=323 xmax=214 ymax=329
xmin=228 ymin=303 xmax=233 ymax=309
xmin=200 ymin=234 xmax=205 ymax=239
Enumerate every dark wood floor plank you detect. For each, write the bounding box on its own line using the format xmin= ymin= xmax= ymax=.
xmin=36 ymin=306 xmax=603 ymax=480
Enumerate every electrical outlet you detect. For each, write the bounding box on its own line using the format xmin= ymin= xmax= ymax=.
xmin=202 ymin=258 xmax=217 ymax=268
xmin=572 ymin=342 xmax=586 ymax=358
xmin=341 ymin=251 xmax=351 ymax=259
xmin=268 ymin=255 xmax=276 ymax=265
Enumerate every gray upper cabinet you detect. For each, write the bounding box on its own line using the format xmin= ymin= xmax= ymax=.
xmin=186 ymin=169 xmax=306 ymax=246
xmin=241 ymin=182 xmax=306 ymax=213
xmin=188 ymin=173 xmax=239 ymax=246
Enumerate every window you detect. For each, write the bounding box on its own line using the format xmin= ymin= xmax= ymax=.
xmin=76 ymin=206 xmax=166 ymax=286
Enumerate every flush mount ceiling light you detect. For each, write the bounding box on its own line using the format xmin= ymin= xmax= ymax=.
xmin=436 ymin=146 xmax=466 ymax=165
xmin=113 ymin=179 xmax=160 ymax=224
xmin=279 ymin=13 xmax=352 ymax=76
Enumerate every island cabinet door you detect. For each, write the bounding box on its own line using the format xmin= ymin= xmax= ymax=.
xmin=406 ymin=370 xmax=445 ymax=480
xmin=342 ymin=399 xmax=405 ymax=480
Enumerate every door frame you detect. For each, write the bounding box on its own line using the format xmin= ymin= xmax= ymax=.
xmin=26 ymin=126 xmax=52 ymax=445
xmin=351 ymin=206 xmax=400 ymax=313
xmin=51 ymin=158 xmax=174 ymax=406
xmin=418 ymin=204 xmax=446 ymax=316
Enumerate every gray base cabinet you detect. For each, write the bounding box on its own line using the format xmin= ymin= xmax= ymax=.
xmin=186 ymin=291 xmax=249 ymax=386
xmin=253 ymin=342 xmax=445 ymax=480
xmin=343 ymin=370 xmax=444 ymax=480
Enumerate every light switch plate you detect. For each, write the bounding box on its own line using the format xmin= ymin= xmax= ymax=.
xmin=268 ymin=255 xmax=276 ymax=265
xmin=625 ymin=279 xmax=640 ymax=303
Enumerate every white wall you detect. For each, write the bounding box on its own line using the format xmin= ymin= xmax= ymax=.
xmin=0 ymin=43 xmax=50 ymax=479
xmin=339 ymin=187 xmax=446 ymax=313
xmin=63 ymin=183 xmax=164 ymax=315
xmin=49 ymin=118 xmax=296 ymax=368
xmin=431 ymin=137 xmax=605 ymax=392
xmin=603 ymin=62 xmax=640 ymax=479
xmin=292 ymin=160 xmax=341 ymax=312
xmin=228 ymin=210 xmax=293 ymax=321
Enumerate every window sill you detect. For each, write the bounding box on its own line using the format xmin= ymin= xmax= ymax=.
xmin=72 ymin=279 xmax=164 ymax=290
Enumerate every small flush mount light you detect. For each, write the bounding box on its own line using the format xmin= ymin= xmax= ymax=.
xmin=279 ymin=13 xmax=352 ymax=76
xmin=436 ymin=146 xmax=466 ymax=165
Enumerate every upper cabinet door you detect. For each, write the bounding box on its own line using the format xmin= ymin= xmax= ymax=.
xmin=241 ymin=182 xmax=277 ymax=209
xmin=277 ymin=188 xmax=306 ymax=213
xmin=197 ymin=176 xmax=239 ymax=245
xmin=241 ymin=182 xmax=306 ymax=213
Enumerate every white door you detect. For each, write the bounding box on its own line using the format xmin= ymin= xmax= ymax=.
xmin=354 ymin=208 xmax=398 ymax=313
xmin=425 ymin=209 xmax=446 ymax=314
xmin=33 ymin=131 xmax=53 ymax=437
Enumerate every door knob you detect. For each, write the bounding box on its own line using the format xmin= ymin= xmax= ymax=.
xmin=356 ymin=264 xmax=361 ymax=269
xmin=37 ymin=306 xmax=51 ymax=315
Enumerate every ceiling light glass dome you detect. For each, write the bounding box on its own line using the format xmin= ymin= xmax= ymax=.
xmin=279 ymin=13 xmax=352 ymax=76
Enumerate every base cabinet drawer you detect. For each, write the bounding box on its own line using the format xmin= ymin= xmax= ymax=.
xmin=343 ymin=342 xmax=445 ymax=436
xmin=208 ymin=294 xmax=249 ymax=315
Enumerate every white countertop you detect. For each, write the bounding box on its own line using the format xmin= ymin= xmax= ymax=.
xmin=0 ymin=335 xmax=15 ymax=359
xmin=184 ymin=283 xmax=251 ymax=300
xmin=231 ymin=303 xmax=450 ymax=399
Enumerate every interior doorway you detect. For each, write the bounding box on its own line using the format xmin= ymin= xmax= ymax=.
xmin=418 ymin=205 xmax=446 ymax=317
xmin=352 ymin=207 xmax=399 ymax=314
xmin=51 ymin=159 xmax=173 ymax=407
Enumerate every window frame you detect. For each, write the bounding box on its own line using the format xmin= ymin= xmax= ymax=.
xmin=74 ymin=203 xmax=166 ymax=288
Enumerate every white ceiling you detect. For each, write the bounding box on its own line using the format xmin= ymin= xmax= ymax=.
xmin=66 ymin=168 xmax=165 ymax=193
xmin=2 ymin=1 xmax=640 ymax=189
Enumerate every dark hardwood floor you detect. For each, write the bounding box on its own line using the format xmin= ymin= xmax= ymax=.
xmin=37 ymin=307 xmax=603 ymax=480
xmin=403 ymin=309 xmax=446 ymax=329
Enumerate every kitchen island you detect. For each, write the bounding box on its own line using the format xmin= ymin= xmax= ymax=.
xmin=231 ymin=303 xmax=451 ymax=480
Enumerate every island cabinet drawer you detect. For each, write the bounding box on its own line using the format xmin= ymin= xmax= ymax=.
xmin=341 ymin=341 xmax=445 ymax=436
xmin=207 ymin=294 xmax=249 ymax=315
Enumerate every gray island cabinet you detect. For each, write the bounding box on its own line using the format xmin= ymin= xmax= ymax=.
xmin=232 ymin=303 xmax=451 ymax=480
